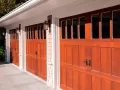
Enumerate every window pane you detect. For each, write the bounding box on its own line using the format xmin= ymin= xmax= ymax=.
xmin=61 ymin=21 xmax=66 ymax=39
xmin=31 ymin=27 xmax=33 ymax=39
xmin=80 ymin=17 xmax=85 ymax=39
xmin=102 ymin=12 xmax=111 ymax=38
xmin=73 ymin=19 xmax=78 ymax=39
xmin=92 ymin=14 xmax=100 ymax=38
xmin=67 ymin=20 xmax=72 ymax=39
xmin=113 ymin=10 xmax=120 ymax=38
xmin=44 ymin=30 xmax=46 ymax=39
xmin=38 ymin=26 xmax=40 ymax=39
xmin=41 ymin=25 xmax=43 ymax=39
xmin=33 ymin=26 xmax=36 ymax=39
xmin=29 ymin=27 xmax=31 ymax=39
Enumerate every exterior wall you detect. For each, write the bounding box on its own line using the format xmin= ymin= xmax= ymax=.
xmin=4 ymin=0 xmax=120 ymax=89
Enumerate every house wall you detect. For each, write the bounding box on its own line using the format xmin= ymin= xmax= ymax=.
xmin=5 ymin=0 xmax=120 ymax=90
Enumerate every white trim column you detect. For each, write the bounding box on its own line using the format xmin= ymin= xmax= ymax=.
xmin=19 ymin=26 xmax=24 ymax=70
xmin=53 ymin=17 xmax=62 ymax=90
xmin=23 ymin=26 xmax=26 ymax=71
xmin=5 ymin=29 xmax=10 ymax=63
xmin=47 ymin=16 xmax=62 ymax=90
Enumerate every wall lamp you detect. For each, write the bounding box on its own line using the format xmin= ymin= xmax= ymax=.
xmin=43 ymin=15 xmax=52 ymax=33
xmin=17 ymin=24 xmax=21 ymax=34
xmin=43 ymin=21 xmax=49 ymax=30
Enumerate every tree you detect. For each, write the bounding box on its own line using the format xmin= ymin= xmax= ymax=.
xmin=0 ymin=0 xmax=27 ymax=17
xmin=0 ymin=0 xmax=16 ymax=17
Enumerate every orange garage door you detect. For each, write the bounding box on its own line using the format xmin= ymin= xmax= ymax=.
xmin=10 ymin=29 xmax=19 ymax=66
xmin=26 ymin=23 xmax=47 ymax=80
xmin=60 ymin=5 xmax=120 ymax=90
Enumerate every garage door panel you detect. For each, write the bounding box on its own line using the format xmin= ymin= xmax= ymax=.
xmin=66 ymin=68 xmax=73 ymax=89
xmin=73 ymin=70 xmax=79 ymax=90
xmin=101 ymin=48 xmax=112 ymax=74
xmin=66 ymin=46 xmax=73 ymax=65
xmin=112 ymin=82 xmax=120 ymax=90
xmin=92 ymin=47 xmax=101 ymax=71
xmin=112 ymin=48 xmax=120 ymax=77
xmin=61 ymin=66 xmax=67 ymax=87
xmin=92 ymin=76 xmax=101 ymax=90
xmin=101 ymin=79 xmax=111 ymax=90
xmin=73 ymin=46 xmax=79 ymax=67
xmin=79 ymin=46 xmax=85 ymax=67
xmin=79 ymin=72 xmax=91 ymax=90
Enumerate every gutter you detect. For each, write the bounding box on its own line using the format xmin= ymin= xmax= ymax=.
xmin=0 ymin=0 xmax=47 ymax=23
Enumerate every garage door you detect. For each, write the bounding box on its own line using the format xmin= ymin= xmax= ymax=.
xmin=10 ymin=29 xmax=19 ymax=66
xmin=26 ymin=23 xmax=47 ymax=80
xmin=60 ymin=6 xmax=120 ymax=90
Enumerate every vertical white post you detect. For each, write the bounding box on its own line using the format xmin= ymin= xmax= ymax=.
xmin=5 ymin=29 xmax=10 ymax=63
xmin=19 ymin=26 xmax=24 ymax=70
xmin=47 ymin=16 xmax=62 ymax=90
xmin=47 ymin=15 xmax=55 ymax=88
xmin=53 ymin=17 xmax=62 ymax=90
xmin=23 ymin=26 xmax=26 ymax=71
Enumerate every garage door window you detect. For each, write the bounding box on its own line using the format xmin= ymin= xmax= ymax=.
xmin=92 ymin=14 xmax=100 ymax=38
xmin=67 ymin=20 xmax=72 ymax=39
xmin=80 ymin=17 xmax=85 ymax=39
xmin=73 ymin=18 xmax=79 ymax=39
xmin=102 ymin=12 xmax=112 ymax=38
xmin=113 ymin=10 xmax=120 ymax=38
xmin=61 ymin=21 xmax=66 ymax=39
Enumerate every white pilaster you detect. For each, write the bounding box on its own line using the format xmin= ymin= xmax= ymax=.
xmin=47 ymin=21 xmax=54 ymax=88
xmin=19 ymin=26 xmax=24 ymax=70
xmin=47 ymin=16 xmax=62 ymax=90
xmin=23 ymin=26 xmax=26 ymax=71
xmin=54 ymin=17 xmax=62 ymax=90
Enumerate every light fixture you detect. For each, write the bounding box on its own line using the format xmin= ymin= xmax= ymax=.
xmin=18 ymin=24 xmax=21 ymax=32
xmin=16 ymin=24 xmax=21 ymax=34
xmin=43 ymin=21 xmax=49 ymax=30
xmin=43 ymin=15 xmax=52 ymax=33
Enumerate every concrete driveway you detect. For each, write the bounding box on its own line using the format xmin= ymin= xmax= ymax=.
xmin=0 ymin=63 xmax=53 ymax=90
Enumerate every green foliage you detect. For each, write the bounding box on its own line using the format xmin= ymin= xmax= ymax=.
xmin=0 ymin=0 xmax=27 ymax=17
xmin=0 ymin=46 xmax=5 ymax=57
xmin=0 ymin=28 xmax=5 ymax=60
xmin=0 ymin=0 xmax=16 ymax=17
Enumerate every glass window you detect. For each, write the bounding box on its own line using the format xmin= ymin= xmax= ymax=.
xmin=73 ymin=19 xmax=78 ymax=39
xmin=44 ymin=30 xmax=46 ymax=39
xmin=67 ymin=20 xmax=72 ymax=39
xmin=92 ymin=14 xmax=100 ymax=38
xmin=80 ymin=17 xmax=85 ymax=39
xmin=41 ymin=25 xmax=43 ymax=39
xmin=102 ymin=12 xmax=112 ymax=38
xmin=61 ymin=21 xmax=66 ymax=39
xmin=38 ymin=26 xmax=40 ymax=39
xmin=113 ymin=10 xmax=120 ymax=38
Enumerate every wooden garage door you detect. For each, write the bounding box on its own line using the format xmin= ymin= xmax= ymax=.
xmin=10 ymin=29 xmax=19 ymax=66
xmin=60 ymin=5 xmax=120 ymax=90
xmin=26 ymin=23 xmax=47 ymax=80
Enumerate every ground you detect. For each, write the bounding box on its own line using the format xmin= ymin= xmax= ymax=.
xmin=0 ymin=62 xmax=53 ymax=90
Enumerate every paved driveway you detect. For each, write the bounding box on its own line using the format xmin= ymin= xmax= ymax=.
xmin=0 ymin=63 xmax=53 ymax=90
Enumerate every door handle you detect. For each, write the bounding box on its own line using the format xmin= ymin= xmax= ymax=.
xmin=35 ymin=51 xmax=38 ymax=55
xmin=84 ymin=59 xmax=91 ymax=66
